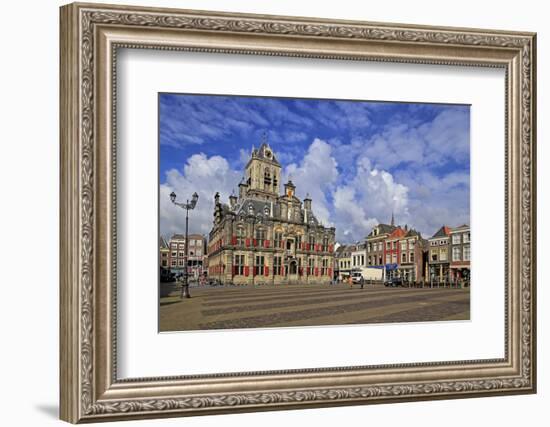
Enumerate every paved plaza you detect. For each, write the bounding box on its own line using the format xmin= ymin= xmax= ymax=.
xmin=159 ymin=283 xmax=470 ymax=332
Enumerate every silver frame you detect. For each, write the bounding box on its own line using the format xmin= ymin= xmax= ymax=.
xmin=60 ymin=2 xmax=536 ymax=423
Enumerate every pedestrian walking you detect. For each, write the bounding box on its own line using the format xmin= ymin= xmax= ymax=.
xmin=360 ymin=276 xmax=365 ymax=289
xmin=348 ymin=276 xmax=353 ymax=288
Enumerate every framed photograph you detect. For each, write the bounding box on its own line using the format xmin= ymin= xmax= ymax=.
xmin=60 ymin=2 xmax=537 ymax=423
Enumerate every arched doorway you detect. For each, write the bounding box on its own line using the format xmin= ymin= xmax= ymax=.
xmin=289 ymin=260 xmax=297 ymax=275
xmin=288 ymin=260 xmax=298 ymax=283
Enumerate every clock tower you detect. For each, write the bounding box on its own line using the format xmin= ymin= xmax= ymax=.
xmin=244 ymin=135 xmax=281 ymax=201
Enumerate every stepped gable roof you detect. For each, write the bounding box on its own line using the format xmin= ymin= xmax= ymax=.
xmin=430 ymin=225 xmax=452 ymax=239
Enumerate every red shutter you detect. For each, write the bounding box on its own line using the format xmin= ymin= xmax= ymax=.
xmin=253 ymin=239 xmax=257 ymax=247
xmin=245 ymin=238 xmax=250 ymax=247
xmin=264 ymin=266 xmax=269 ymax=276
xmin=231 ymin=236 xmax=237 ymax=245
xmin=244 ymin=266 xmax=249 ymax=277
xmin=299 ymin=267 xmax=303 ymax=276
xmin=264 ymin=240 xmax=269 ymax=248
xmin=328 ymin=268 xmax=332 ymax=277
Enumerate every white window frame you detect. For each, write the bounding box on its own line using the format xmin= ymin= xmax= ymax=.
xmin=452 ymin=246 xmax=461 ymax=261
xmin=463 ymin=245 xmax=471 ymax=261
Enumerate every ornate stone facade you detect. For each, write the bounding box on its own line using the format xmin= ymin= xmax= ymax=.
xmin=207 ymin=141 xmax=335 ymax=285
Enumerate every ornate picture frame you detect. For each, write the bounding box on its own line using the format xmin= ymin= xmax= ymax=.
xmin=60 ymin=2 xmax=536 ymax=423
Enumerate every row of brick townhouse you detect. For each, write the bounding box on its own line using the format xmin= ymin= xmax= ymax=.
xmin=206 ymin=141 xmax=336 ymax=285
xmin=159 ymin=233 xmax=207 ymax=279
xmin=335 ymin=215 xmax=470 ymax=284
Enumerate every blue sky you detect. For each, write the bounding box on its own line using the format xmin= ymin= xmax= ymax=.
xmin=159 ymin=93 xmax=470 ymax=243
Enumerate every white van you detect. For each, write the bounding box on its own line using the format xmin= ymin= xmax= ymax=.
xmin=350 ymin=268 xmax=384 ymax=283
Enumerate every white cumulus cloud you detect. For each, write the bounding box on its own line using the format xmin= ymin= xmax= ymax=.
xmin=160 ymin=153 xmax=241 ymax=239
xmin=333 ymin=156 xmax=409 ymax=242
xmin=282 ymin=139 xmax=339 ymax=226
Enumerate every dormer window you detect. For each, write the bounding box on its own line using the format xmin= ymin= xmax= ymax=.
xmin=248 ymin=204 xmax=254 ymax=214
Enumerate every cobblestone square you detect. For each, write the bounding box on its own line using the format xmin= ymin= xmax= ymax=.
xmin=159 ymin=283 xmax=470 ymax=332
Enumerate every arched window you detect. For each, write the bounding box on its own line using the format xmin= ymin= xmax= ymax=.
xmin=309 ymin=234 xmax=315 ymax=248
xmin=248 ymin=204 xmax=254 ymax=215
xmin=322 ymin=235 xmax=329 ymax=252
xmin=274 ymin=230 xmax=283 ymax=248
xmin=236 ymin=226 xmax=245 ymax=246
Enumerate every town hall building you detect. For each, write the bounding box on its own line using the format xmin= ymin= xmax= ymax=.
xmin=207 ymin=140 xmax=336 ymax=285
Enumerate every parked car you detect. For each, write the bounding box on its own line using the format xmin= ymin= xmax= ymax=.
xmin=160 ymin=267 xmax=175 ymax=283
xmin=384 ymin=277 xmax=403 ymax=287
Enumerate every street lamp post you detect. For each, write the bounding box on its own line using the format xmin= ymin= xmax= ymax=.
xmin=170 ymin=191 xmax=199 ymax=299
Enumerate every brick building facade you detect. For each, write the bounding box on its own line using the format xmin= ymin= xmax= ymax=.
xmin=450 ymin=224 xmax=470 ymax=284
xmin=166 ymin=233 xmax=207 ymax=279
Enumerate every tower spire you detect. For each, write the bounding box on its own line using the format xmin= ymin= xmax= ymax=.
xmin=391 ymin=211 xmax=395 ymax=227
